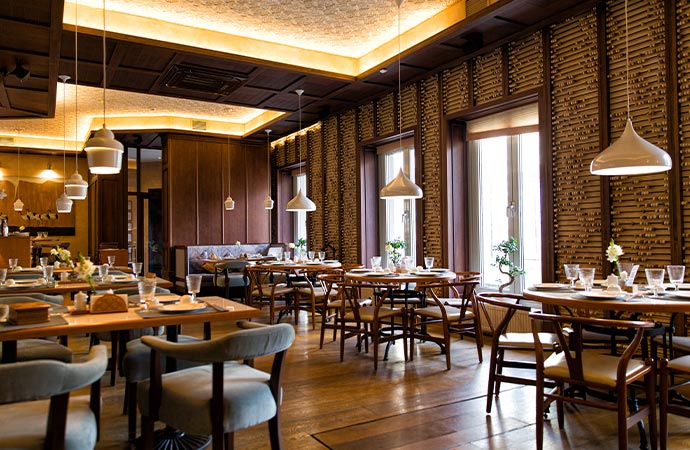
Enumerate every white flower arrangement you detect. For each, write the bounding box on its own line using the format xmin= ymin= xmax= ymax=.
xmin=606 ymin=239 xmax=624 ymax=264
xmin=288 ymin=242 xmax=295 ymax=249
xmin=50 ymin=246 xmax=71 ymax=263
xmin=75 ymin=252 xmax=96 ymax=290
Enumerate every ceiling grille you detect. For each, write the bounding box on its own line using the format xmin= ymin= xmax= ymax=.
xmin=160 ymin=64 xmax=247 ymax=95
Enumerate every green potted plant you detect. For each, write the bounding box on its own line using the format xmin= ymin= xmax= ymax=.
xmin=492 ymin=237 xmax=525 ymax=292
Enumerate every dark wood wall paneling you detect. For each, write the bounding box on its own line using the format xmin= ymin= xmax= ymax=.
xmin=164 ymin=135 xmax=269 ymax=273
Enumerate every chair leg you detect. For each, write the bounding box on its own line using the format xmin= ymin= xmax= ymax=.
xmin=660 ymin=360 xmax=668 ymax=450
xmin=535 ymin=370 xmax=544 ymax=450
xmin=647 ymin=369 xmax=658 ymax=450
xmin=269 ymin=413 xmax=283 ymax=450
xmin=127 ymin=382 xmax=137 ymax=442
xmin=617 ymin=385 xmax=628 ymax=450
xmin=225 ymin=432 xmax=234 ymax=450
xmin=409 ymin=313 xmax=416 ymax=362
xmin=141 ymin=415 xmax=154 ymax=450
xmin=110 ymin=331 xmax=119 ymax=386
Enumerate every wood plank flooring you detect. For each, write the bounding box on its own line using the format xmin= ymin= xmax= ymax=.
xmin=62 ymin=308 xmax=690 ymax=449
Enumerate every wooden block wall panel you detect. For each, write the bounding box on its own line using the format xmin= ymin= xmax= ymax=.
xmin=678 ymin=0 xmax=690 ymax=266
xmin=322 ymin=116 xmax=341 ymax=259
xmin=307 ymin=126 xmax=324 ymax=252
xmin=339 ymin=109 xmax=359 ymax=263
xmin=401 ymin=83 xmax=418 ymax=130
xmin=287 ymin=137 xmax=298 ymax=165
xmin=473 ymin=49 xmax=503 ymax=105
xmin=197 ymin=141 xmax=224 ymax=245
xmin=376 ymin=93 xmax=396 ymax=136
xmin=550 ymin=10 xmax=603 ymax=275
xmin=442 ymin=63 xmax=469 ymax=116
xmin=508 ymin=31 xmax=544 ymax=95
xmin=607 ymin=0 xmax=670 ymax=269
xmin=358 ymin=103 xmax=375 ymax=142
xmin=275 ymin=141 xmax=286 ymax=167
xmin=421 ymin=75 xmax=443 ymax=263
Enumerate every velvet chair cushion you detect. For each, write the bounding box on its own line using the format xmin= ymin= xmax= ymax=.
xmin=138 ymin=362 xmax=274 ymax=435
xmin=0 ymin=339 xmax=73 ymax=363
xmin=0 ymin=396 xmax=97 ymax=450
xmin=123 ymin=335 xmax=205 ymax=383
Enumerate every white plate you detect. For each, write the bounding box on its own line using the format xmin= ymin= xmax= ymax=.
xmin=159 ymin=303 xmax=207 ymax=313
xmin=532 ymin=283 xmax=570 ymax=290
xmin=155 ymin=294 xmax=181 ymax=303
xmin=410 ymin=271 xmax=445 ymax=276
xmin=323 ymin=260 xmax=339 ymax=264
xmin=110 ymin=276 xmax=136 ymax=283
xmin=665 ymin=290 xmax=690 ymax=300
xmin=3 ymin=280 xmax=42 ymax=288
xmin=578 ymin=290 xmax=626 ymax=300
xmin=349 ymin=268 xmax=370 ymax=273
xmin=430 ymin=268 xmax=449 ymax=273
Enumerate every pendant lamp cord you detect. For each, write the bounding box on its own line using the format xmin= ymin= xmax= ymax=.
xmin=16 ymin=146 xmax=19 ymax=200
xmin=266 ymin=129 xmax=271 ymax=193
xmin=101 ymin=0 xmax=106 ymax=126
xmin=398 ymin=0 xmax=403 ymax=150
xmin=297 ymin=90 xmax=303 ymax=175
xmin=624 ymin=0 xmax=630 ymax=120
xmin=74 ymin=3 xmax=80 ymax=170
xmin=227 ymin=136 xmax=231 ymax=196
xmin=62 ymin=77 xmax=67 ymax=192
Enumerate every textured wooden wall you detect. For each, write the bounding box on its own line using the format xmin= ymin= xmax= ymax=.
xmin=271 ymin=0 xmax=688 ymax=274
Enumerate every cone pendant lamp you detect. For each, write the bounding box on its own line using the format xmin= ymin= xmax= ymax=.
xmin=590 ymin=0 xmax=671 ymax=176
xmin=286 ymin=90 xmax=316 ymax=212
xmin=66 ymin=8 xmax=88 ymax=200
xmin=56 ymin=75 xmax=73 ymax=214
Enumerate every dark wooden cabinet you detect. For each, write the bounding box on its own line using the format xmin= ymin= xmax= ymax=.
xmin=88 ymin=171 xmax=128 ymax=258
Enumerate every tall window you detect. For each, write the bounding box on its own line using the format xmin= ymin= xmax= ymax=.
xmin=378 ymin=138 xmax=415 ymax=267
xmin=467 ymin=104 xmax=541 ymax=292
xmin=293 ymin=172 xmax=307 ymax=243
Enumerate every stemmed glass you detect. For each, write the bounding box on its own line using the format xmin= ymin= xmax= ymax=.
xmin=0 ymin=268 xmax=6 ymax=287
xmin=42 ymin=265 xmax=54 ymax=287
xmin=107 ymin=255 xmax=116 ymax=268
xmin=424 ymin=256 xmax=434 ymax=271
xmin=8 ymin=258 xmax=18 ymax=272
xmin=578 ymin=268 xmax=595 ymax=292
xmin=318 ymin=251 xmax=325 ymax=262
xmin=132 ymin=262 xmax=143 ymax=279
xmin=186 ymin=275 xmax=202 ymax=303
xmin=667 ymin=265 xmax=685 ymax=291
xmin=98 ymin=264 xmax=109 ymax=282
xmin=308 ymin=251 xmax=315 ymax=261
xmin=645 ymin=268 xmax=665 ymax=296
xmin=564 ymin=264 xmax=580 ymax=288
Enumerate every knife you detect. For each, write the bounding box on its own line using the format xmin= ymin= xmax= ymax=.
xmin=205 ymin=301 xmax=227 ymax=312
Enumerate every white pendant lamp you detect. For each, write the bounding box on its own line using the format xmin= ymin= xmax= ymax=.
xmin=13 ymin=146 xmax=23 ymax=212
xmin=224 ymin=136 xmax=235 ymax=211
xmin=286 ymin=90 xmax=316 ymax=212
xmin=590 ymin=0 xmax=671 ymax=176
xmin=380 ymin=0 xmax=423 ymax=200
xmin=83 ymin=0 xmax=123 ymax=175
xmin=264 ymin=129 xmax=274 ymax=210
xmin=56 ymin=75 xmax=74 ymax=214
xmin=66 ymin=10 xmax=88 ymax=200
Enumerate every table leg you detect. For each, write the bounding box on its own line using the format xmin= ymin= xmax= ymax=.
xmin=2 ymin=341 xmax=17 ymax=363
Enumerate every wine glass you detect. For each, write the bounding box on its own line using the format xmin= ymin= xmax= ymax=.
xmin=424 ymin=256 xmax=434 ymax=271
xmin=107 ymin=255 xmax=116 ymax=268
xmin=283 ymin=251 xmax=291 ymax=262
xmin=132 ymin=262 xmax=143 ymax=279
xmin=39 ymin=257 xmax=48 ymax=267
xmin=318 ymin=251 xmax=325 ymax=262
xmin=578 ymin=268 xmax=595 ymax=292
xmin=564 ymin=264 xmax=580 ymax=288
xmin=186 ymin=275 xmax=202 ymax=303
xmin=667 ymin=265 xmax=685 ymax=291
xmin=308 ymin=251 xmax=315 ymax=261
xmin=42 ymin=265 xmax=54 ymax=286
xmin=645 ymin=268 xmax=665 ymax=296
xmin=371 ymin=256 xmax=382 ymax=270
xmin=0 ymin=268 xmax=6 ymax=287
xmin=8 ymin=258 xmax=18 ymax=273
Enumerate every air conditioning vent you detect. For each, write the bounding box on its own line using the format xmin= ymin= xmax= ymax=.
xmin=160 ymin=64 xmax=247 ymax=95
xmin=0 ymin=136 xmax=15 ymax=145
xmin=191 ymin=120 xmax=207 ymax=131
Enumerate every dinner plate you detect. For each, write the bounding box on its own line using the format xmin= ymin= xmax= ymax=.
xmin=159 ymin=303 xmax=207 ymax=313
xmin=155 ymin=294 xmax=181 ymax=303
xmin=110 ymin=276 xmax=136 ymax=283
xmin=3 ymin=280 xmax=42 ymax=288
xmin=323 ymin=260 xmax=339 ymax=264
xmin=664 ymin=290 xmax=690 ymax=300
xmin=532 ymin=283 xmax=570 ymax=290
xmin=430 ymin=268 xmax=449 ymax=273
xmin=349 ymin=268 xmax=370 ymax=273
xmin=410 ymin=271 xmax=445 ymax=276
xmin=577 ymin=290 xmax=627 ymax=300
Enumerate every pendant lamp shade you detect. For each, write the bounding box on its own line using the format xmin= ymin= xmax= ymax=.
xmin=589 ymin=0 xmax=672 ymax=176
xmin=65 ymin=172 xmax=88 ymax=199
xmin=590 ymin=118 xmax=671 ymax=175
xmin=380 ymin=0 xmax=423 ymax=200
xmin=224 ymin=195 xmax=235 ymax=210
xmin=13 ymin=198 xmax=24 ymax=212
xmin=56 ymin=192 xmax=73 ymax=213
xmin=264 ymin=195 xmax=274 ymax=210
xmin=285 ymin=90 xmax=316 ymax=212
xmin=286 ymin=188 xmax=316 ymax=211
xmin=85 ymin=126 xmax=124 ymax=174
xmin=380 ymin=168 xmax=423 ymax=199
xmin=85 ymin=0 xmax=123 ymax=175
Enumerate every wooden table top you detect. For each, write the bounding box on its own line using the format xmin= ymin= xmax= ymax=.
xmin=0 ymin=297 xmax=259 ymax=341
xmin=256 ymin=260 xmax=342 ymax=271
xmin=523 ymin=287 xmax=690 ymax=314
xmin=344 ymin=270 xmax=456 ymax=284
xmin=0 ymin=277 xmax=173 ymax=296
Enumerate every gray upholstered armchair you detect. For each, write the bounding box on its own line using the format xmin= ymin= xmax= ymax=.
xmin=138 ymin=321 xmax=295 ymax=450
xmin=0 ymin=345 xmax=108 ymax=450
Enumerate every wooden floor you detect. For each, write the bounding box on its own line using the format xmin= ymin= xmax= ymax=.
xmin=63 ymin=308 xmax=690 ymax=449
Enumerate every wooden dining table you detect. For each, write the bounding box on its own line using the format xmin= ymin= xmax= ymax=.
xmin=0 ymin=296 xmax=260 ymax=363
